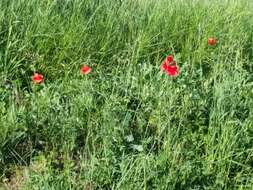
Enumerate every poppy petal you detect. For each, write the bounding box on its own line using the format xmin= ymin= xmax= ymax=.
xmin=80 ymin=65 xmax=91 ymax=75
xmin=32 ymin=73 xmax=44 ymax=84
xmin=166 ymin=55 xmax=174 ymax=63
xmin=165 ymin=66 xmax=179 ymax=76
xmin=208 ymin=38 xmax=217 ymax=46
xmin=161 ymin=61 xmax=168 ymax=71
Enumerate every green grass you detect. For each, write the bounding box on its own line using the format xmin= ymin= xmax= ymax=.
xmin=1 ymin=0 xmax=253 ymax=189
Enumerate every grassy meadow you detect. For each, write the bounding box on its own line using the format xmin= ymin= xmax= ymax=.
xmin=1 ymin=0 xmax=253 ymax=189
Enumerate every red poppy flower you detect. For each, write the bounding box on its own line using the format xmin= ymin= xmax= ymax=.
xmin=166 ymin=55 xmax=174 ymax=63
xmin=161 ymin=55 xmax=179 ymax=77
xmin=165 ymin=65 xmax=179 ymax=76
xmin=161 ymin=55 xmax=174 ymax=71
xmin=208 ymin=37 xmax=217 ymax=46
xmin=80 ymin=65 xmax=91 ymax=75
xmin=32 ymin=73 xmax=44 ymax=84
xmin=161 ymin=61 xmax=168 ymax=71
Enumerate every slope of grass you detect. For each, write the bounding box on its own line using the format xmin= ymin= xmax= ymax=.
xmin=0 ymin=0 xmax=253 ymax=189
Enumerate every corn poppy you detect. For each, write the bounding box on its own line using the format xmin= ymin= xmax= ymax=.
xmin=32 ymin=73 xmax=44 ymax=84
xmin=80 ymin=65 xmax=91 ymax=75
xmin=161 ymin=55 xmax=179 ymax=77
xmin=165 ymin=65 xmax=179 ymax=76
xmin=161 ymin=55 xmax=173 ymax=70
xmin=208 ymin=37 xmax=217 ymax=46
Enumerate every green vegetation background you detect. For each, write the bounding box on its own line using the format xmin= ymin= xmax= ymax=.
xmin=0 ymin=0 xmax=253 ymax=189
